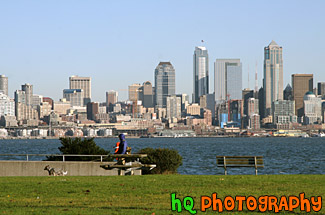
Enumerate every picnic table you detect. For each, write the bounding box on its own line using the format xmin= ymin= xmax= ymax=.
xmin=100 ymin=154 xmax=156 ymax=175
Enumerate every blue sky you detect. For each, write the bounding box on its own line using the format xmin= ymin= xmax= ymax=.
xmin=1 ymin=0 xmax=325 ymax=102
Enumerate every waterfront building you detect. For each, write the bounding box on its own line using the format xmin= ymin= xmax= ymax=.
xmin=15 ymin=102 xmax=39 ymax=121
xmin=218 ymin=100 xmax=243 ymax=128
xmin=193 ymin=46 xmax=209 ymax=103
xmin=69 ymin=76 xmax=91 ymax=105
xmin=0 ymin=115 xmax=18 ymax=127
xmin=292 ymin=74 xmax=313 ymax=118
xmin=249 ymin=114 xmax=260 ymax=130
xmin=154 ymin=62 xmax=175 ymax=108
xmin=166 ymin=95 xmax=181 ymax=121
xmin=53 ymin=99 xmax=71 ymax=115
xmin=0 ymin=92 xmax=15 ymax=116
xmin=215 ymin=59 xmax=242 ymax=103
xmin=63 ymin=89 xmax=84 ymax=107
xmin=0 ymin=75 xmax=8 ymax=96
xmin=303 ymin=92 xmax=322 ymax=124
xmin=272 ymin=100 xmax=297 ymax=128
xmin=263 ymin=41 xmax=283 ymax=117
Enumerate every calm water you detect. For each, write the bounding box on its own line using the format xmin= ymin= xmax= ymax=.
xmin=0 ymin=137 xmax=324 ymax=175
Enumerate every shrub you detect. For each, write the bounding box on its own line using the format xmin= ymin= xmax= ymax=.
xmin=138 ymin=148 xmax=183 ymax=174
xmin=46 ymin=137 xmax=112 ymax=161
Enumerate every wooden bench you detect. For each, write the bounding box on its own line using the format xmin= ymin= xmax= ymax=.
xmin=100 ymin=154 xmax=156 ymax=175
xmin=216 ymin=156 xmax=264 ymax=175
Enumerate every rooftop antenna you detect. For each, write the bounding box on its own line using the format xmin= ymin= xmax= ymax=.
xmin=255 ymin=61 xmax=258 ymax=93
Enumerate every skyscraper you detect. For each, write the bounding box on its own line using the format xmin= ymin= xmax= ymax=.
xmin=166 ymin=95 xmax=181 ymax=121
xmin=69 ymin=76 xmax=91 ymax=105
xmin=106 ymin=91 xmax=118 ymax=106
xmin=263 ymin=41 xmax=283 ymax=116
xmin=214 ymin=59 xmax=242 ymax=103
xmin=154 ymin=62 xmax=175 ymax=108
xmin=63 ymin=89 xmax=84 ymax=107
xmin=139 ymin=81 xmax=154 ymax=108
xmin=21 ymin=83 xmax=33 ymax=106
xmin=318 ymin=82 xmax=325 ymax=98
xmin=193 ymin=46 xmax=209 ymax=103
xmin=0 ymin=75 xmax=8 ymax=96
xmin=292 ymin=74 xmax=313 ymax=118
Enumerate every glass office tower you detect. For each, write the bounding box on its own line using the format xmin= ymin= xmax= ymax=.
xmin=154 ymin=62 xmax=175 ymax=108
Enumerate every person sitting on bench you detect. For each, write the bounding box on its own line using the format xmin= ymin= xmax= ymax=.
xmin=115 ymin=134 xmax=127 ymax=155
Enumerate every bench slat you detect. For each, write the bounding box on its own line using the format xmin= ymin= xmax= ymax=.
xmin=109 ymin=154 xmax=147 ymax=158
xmin=217 ymin=165 xmax=264 ymax=168
xmin=216 ymin=156 xmax=263 ymax=158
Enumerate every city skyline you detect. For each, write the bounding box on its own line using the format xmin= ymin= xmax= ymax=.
xmin=1 ymin=1 xmax=325 ymax=102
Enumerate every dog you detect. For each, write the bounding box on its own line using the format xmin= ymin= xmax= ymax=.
xmin=44 ymin=165 xmax=68 ymax=176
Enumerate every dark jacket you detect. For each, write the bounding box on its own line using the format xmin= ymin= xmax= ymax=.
xmin=116 ymin=134 xmax=127 ymax=154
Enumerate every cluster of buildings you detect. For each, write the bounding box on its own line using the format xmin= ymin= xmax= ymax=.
xmin=1 ymin=41 xmax=325 ymax=138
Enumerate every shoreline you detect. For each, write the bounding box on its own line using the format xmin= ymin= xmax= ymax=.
xmin=0 ymin=135 xmax=317 ymax=140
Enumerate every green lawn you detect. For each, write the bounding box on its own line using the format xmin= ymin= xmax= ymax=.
xmin=0 ymin=175 xmax=324 ymax=214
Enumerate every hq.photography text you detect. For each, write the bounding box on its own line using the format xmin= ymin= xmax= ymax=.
xmin=171 ymin=193 xmax=322 ymax=214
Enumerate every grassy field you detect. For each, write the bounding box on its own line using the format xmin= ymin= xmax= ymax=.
xmin=0 ymin=175 xmax=324 ymax=214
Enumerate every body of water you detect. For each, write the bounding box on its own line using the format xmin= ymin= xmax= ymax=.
xmin=0 ymin=137 xmax=324 ymax=175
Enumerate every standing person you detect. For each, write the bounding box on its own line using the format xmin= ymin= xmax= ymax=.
xmin=115 ymin=133 xmax=127 ymax=154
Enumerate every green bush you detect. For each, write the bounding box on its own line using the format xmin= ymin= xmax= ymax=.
xmin=138 ymin=148 xmax=183 ymax=174
xmin=46 ymin=137 xmax=112 ymax=161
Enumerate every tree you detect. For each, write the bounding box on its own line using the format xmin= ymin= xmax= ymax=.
xmin=138 ymin=148 xmax=183 ymax=174
xmin=46 ymin=137 xmax=112 ymax=161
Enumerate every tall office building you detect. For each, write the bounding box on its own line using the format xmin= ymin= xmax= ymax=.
xmin=292 ymin=74 xmax=313 ymax=118
xmin=0 ymin=75 xmax=8 ymax=96
xmin=21 ymin=83 xmax=33 ymax=106
xmin=106 ymin=91 xmax=118 ymax=106
xmin=215 ymin=59 xmax=242 ymax=103
xmin=87 ymin=102 xmax=99 ymax=121
xmin=193 ymin=46 xmax=209 ymax=103
xmin=63 ymin=89 xmax=84 ymax=107
xmin=318 ymin=82 xmax=325 ymax=98
xmin=248 ymin=98 xmax=259 ymax=116
xmin=263 ymin=41 xmax=283 ymax=116
xmin=139 ymin=81 xmax=154 ymax=108
xmin=166 ymin=95 xmax=181 ymax=121
xmin=272 ymin=100 xmax=297 ymax=125
xmin=0 ymin=92 xmax=15 ymax=116
xmin=242 ymin=88 xmax=254 ymax=116
xmin=303 ymin=92 xmax=322 ymax=124
xmin=154 ymin=62 xmax=175 ymax=108
xmin=69 ymin=76 xmax=91 ymax=105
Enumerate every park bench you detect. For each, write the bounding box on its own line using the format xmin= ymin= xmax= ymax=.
xmin=216 ymin=156 xmax=264 ymax=175
xmin=100 ymin=154 xmax=156 ymax=175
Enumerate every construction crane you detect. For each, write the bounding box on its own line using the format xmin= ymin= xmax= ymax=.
xmin=226 ymin=94 xmax=231 ymax=122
